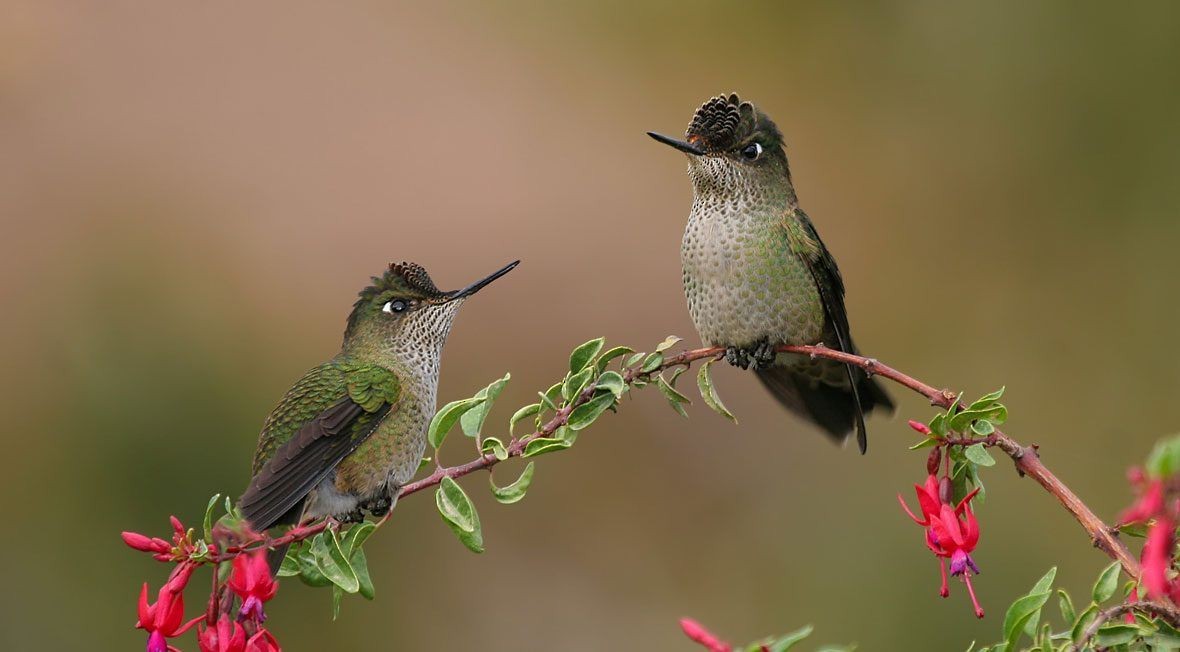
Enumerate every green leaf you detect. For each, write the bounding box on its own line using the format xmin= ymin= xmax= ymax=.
xmin=970 ymin=386 xmax=1006 ymax=407
xmin=1070 ymin=602 xmax=1099 ymax=644
xmin=971 ymin=419 xmax=995 ymax=436
xmin=277 ymin=550 xmax=300 ymax=577
xmin=1057 ymin=589 xmax=1075 ymax=626
xmin=435 ymin=476 xmax=484 ymax=553
xmin=428 ymin=396 xmax=486 ymax=449
xmin=697 ymin=359 xmax=737 ymax=423
xmin=331 ymin=585 xmax=342 ymax=620
xmin=563 ymin=368 xmax=594 ymax=401
xmin=1092 ymin=562 xmax=1121 ymax=603
xmin=1147 ymin=435 xmax=1180 ymax=479
xmin=539 ymin=382 xmax=563 ymax=412
xmin=1002 ymin=567 xmax=1056 ymax=646
xmin=640 ymin=352 xmax=664 ymax=373
xmin=481 ymin=436 xmax=509 ymax=461
xmin=1094 ymin=624 xmax=1140 ymax=646
xmin=909 ymin=437 xmax=940 ymax=450
xmin=340 ymin=521 xmax=377 ymax=556
xmin=567 ymin=393 xmax=616 ymax=430
xmin=595 ymin=371 xmax=626 ymax=398
xmin=624 ymin=352 xmax=646 ymax=368
xmin=203 ymin=493 xmax=221 ymax=541
xmin=460 ymin=373 xmax=510 ymax=438
xmin=929 ymin=413 xmax=948 ymax=437
xmin=762 ymin=624 xmax=813 ymax=652
xmin=292 ymin=539 xmax=332 ymax=587
xmin=522 ymin=437 xmax=572 ymax=458
xmin=490 ymin=462 xmax=535 ymax=504
xmin=312 ymin=529 xmax=360 ymax=593
xmin=509 ymin=403 xmax=541 ymax=436
xmin=596 ymin=346 xmax=634 ymax=372
xmin=949 ymin=404 xmax=1009 ymax=432
xmin=654 ymin=335 xmax=682 ymax=353
xmin=657 ymin=372 xmax=691 ymax=418
xmin=964 ymin=443 xmax=996 ymax=467
xmin=569 ymin=337 xmax=606 ymax=374
xmin=351 ymin=548 xmax=374 ymax=599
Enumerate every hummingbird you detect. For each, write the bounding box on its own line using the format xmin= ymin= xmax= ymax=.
xmin=648 ymin=93 xmax=893 ymax=452
xmin=239 ymin=260 xmax=519 ymax=545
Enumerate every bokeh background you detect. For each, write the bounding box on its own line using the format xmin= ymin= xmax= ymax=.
xmin=4 ymin=2 xmax=1180 ymax=649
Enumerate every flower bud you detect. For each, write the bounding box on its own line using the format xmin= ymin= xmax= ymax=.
xmin=939 ymin=476 xmax=953 ymax=505
xmin=927 ymin=448 xmax=942 ymax=476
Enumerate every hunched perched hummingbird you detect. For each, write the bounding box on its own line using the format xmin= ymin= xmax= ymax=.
xmin=648 ymin=93 xmax=893 ymax=452
xmin=239 ymin=260 xmax=518 ymax=543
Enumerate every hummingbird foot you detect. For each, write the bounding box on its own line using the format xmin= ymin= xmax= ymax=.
xmin=725 ymin=346 xmax=753 ymax=370
xmin=751 ymin=340 xmax=779 ymax=369
xmin=360 ymin=492 xmax=393 ymax=518
xmin=338 ymin=508 xmax=366 ymax=524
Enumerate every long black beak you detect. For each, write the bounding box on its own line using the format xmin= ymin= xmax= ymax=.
xmin=647 ymin=131 xmax=705 ymax=156
xmin=450 ymin=260 xmax=520 ymax=299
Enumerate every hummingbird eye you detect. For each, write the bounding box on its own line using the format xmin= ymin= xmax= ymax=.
xmin=382 ymin=299 xmax=409 ymax=314
xmin=740 ymin=142 xmax=763 ymax=160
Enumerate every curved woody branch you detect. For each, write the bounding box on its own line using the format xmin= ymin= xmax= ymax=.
xmin=210 ymin=344 xmax=1139 ymax=583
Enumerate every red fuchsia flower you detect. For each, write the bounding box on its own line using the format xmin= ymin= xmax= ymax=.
xmin=228 ymin=550 xmax=278 ymax=623
xmin=136 ymin=564 xmax=201 ymax=652
xmin=1120 ymin=478 xmax=1164 ymax=526
xmin=900 ymin=475 xmax=984 ymax=618
xmin=199 ymin=616 xmax=246 ymax=652
xmin=899 ymin=474 xmax=942 ymax=527
xmin=679 ymin=618 xmax=731 ymax=652
xmin=1141 ymin=515 xmax=1175 ymax=600
xmin=198 ymin=616 xmax=283 ymax=652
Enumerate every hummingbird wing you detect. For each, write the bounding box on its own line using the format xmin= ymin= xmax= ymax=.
xmin=768 ymin=208 xmax=894 ymax=453
xmin=240 ymin=361 xmax=401 ymax=531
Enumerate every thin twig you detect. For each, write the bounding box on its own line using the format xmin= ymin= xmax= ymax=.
xmin=208 ymin=343 xmax=1140 ymax=581
xmin=1071 ymin=600 xmax=1180 ymax=651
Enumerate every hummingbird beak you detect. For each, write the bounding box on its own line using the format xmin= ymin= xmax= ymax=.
xmin=646 ymin=131 xmax=705 ymax=156
xmin=449 ymin=260 xmax=520 ymax=300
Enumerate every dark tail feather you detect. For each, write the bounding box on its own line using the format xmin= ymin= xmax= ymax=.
xmin=755 ymin=365 xmax=894 ymax=452
xmin=267 ymin=543 xmax=291 ymax=576
xmin=240 ymin=497 xmax=304 ymax=577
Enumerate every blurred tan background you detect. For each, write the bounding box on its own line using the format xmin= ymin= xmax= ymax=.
xmin=3 ymin=1 xmax=1180 ymax=650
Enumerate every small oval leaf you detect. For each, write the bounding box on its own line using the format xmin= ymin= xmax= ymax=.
xmin=490 ymin=461 xmax=535 ymax=504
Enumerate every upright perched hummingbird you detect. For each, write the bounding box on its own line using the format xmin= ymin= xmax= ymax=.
xmin=648 ymin=94 xmax=893 ymax=451
xmin=239 ymin=260 xmax=518 ymax=541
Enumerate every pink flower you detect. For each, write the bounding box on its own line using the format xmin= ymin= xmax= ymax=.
xmin=1120 ymin=479 xmax=1164 ymax=525
xmin=679 ymin=618 xmax=731 ymax=652
xmin=135 ymin=565 xmax=200 ymax=652
xmin=228 ymin=550 xmax=278 ymax=623
xmin=899 ymin=475 xmax=942 ymax=527
xmin=901 ymin=476 xmax=984 ymax=618
xmin=198 ymin=616 xmax=282 ymax=652
xmin=198 ymin=616 xmax=246 ymax=652
xmin=1142 ymin=516 xmax=1175 ymax=600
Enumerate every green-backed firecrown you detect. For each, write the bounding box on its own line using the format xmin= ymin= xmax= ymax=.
xmin=239 ymin=260 xmax=518 ymax=540
xmin=649 ymin=93 xmax=893 ymax=452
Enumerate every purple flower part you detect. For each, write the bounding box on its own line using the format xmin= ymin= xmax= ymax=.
xmin=949 ymin=550 xmax=980 ymax=576
xmin=147 ymin=630 xmax=168 ymax=652
xmin=238 ymin=595 xmax=267 ymax=624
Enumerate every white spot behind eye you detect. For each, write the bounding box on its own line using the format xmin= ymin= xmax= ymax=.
xmin=382 ymin=301 xmax=394 ymax=314
xmin=753 ymin=143 xmax=763 ymax=156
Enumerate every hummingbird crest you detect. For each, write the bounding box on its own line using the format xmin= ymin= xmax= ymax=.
xmin=686 ymin=93 xmax=783 ymax=154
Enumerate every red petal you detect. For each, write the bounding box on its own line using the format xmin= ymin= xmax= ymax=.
xmin=137 ymin=583 xmax=152 ymax=628
xmin=123 ymin=532 xmax=157 ymax=552
xmin=159 ymin=590 xmax=185 ymax=635
xmin=246 ymin=628 xmax=281 ymax=652
xmin=898 ymin=493 xmax=927 ymax=525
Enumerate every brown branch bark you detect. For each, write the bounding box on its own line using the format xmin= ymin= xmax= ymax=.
xmin=212 ymin=342 xmax=1139 ymax=583
xmin=403 ymin=342 xmax=1139 ymax=580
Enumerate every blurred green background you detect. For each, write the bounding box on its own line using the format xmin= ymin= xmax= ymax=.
xmin=3 ymin=1 xmax=1180 ymax=649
